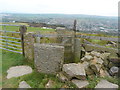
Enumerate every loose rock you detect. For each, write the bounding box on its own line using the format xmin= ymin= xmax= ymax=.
xmin=63 ymin=63 xmax=86 ymax=80
xmin=81 ymin=55 xmax=93 ymax=61
xmin=100 ymin=53 xmax=110 ymax=60
xmin=45 ymin=80 xmax=55 ymax=88
xmin=82 ymin=61 xmax=89 ymax=70
xmin=109 ymin=66 xmax=119 ymax=76
xmin=99 ymin=69 xmax=110 ymax=77
xmin=90 ymin=51 xmax=101 ymax=57
xmin=19 ymin=81 xmax=31 ymax=88
xmin=95 ymin=80 xmax=118 ymax=88
xmin=90 ymin=63 xmax=101 ymax=75
xmin=72 ymin=79 xmax=89 ymax=88
xmin=95 ymin=57 xmax=104 ymax=65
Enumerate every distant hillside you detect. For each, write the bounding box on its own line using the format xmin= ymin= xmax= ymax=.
xmin=1 ymin=13 xmax=118 ymax=36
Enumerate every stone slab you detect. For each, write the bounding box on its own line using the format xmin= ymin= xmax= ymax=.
xmin=95 ymin=80 xmax=118 ymax=88
xmin=34 ymin=43 xmax=64 ymax=74
xmin=63 ymin=63 xmax=86 ymax=80
xmin=7 ymin=66 xmax=32 ymax=79
xmin=72 ymin=79 xmax=89 ymax=88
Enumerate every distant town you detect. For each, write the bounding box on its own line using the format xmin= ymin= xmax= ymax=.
xmin=1 ymin=13 xmax=118 ymax=36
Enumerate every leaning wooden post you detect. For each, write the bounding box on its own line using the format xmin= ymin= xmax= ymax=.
xmin=19 ymin=25 xmax=27 ymax=56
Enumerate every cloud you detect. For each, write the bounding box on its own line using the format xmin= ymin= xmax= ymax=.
xmin=0 ymin=0 xmax=119 ymax=16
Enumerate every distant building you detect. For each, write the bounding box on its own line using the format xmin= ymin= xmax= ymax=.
xmin=56 ymin=27 xmax=66 ymax=30
xmin=12 ymin=21 xmax=16 ymax=23
xmin=42 ymin=27 xmax=52 ymax=29
xmin=99 ymin=27 xmax=105 ymax=30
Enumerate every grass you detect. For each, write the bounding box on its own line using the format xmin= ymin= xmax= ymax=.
xmin=1 ymin=50 xmax=119 ymax=88
xmin=2 ymin=50 xmax=76 ymax=88
xmin=0 ymin=22 xmax=29 ymax=26
xmin=1 ymin=23 xmax=119 ymax=88
xmin=86 ymin=75 xmax=120 ymax=88
xmin=1 ymin=25 xmax=55 ymax=33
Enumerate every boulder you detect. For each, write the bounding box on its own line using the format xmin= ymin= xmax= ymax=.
xmin=109 ymin=57 xmax=120 ymax=65
xmin=100 ymin=53 xmax=110 ymax=60
xmin=90 ymin=63 xmax=101 ymax=75
xmin=85 ymin=67 xmax=95 ymax=75
xmin=92 ymin=57 xmax=103 ymax=65
xmin=99 ymin=69 xmax=110 ymax=77
xmin=72 ymin=79 xmax=89 ymax=88
xmin=95 ymin=80 xmax=118 ymax=88
xmin=81 ymin=55 xmax=93 ymax=61
xmin=63 ymin=63 xmax=86 ymax=80
xmin=19 ymin=81 xmax=31 ymax=88
xmin=82 ymin=61 xmax=89 ymax=70
xmin=90 ymin=51 xmax=101 ymax=58
xmin=109 ymin=66 xmax=119 ymax=76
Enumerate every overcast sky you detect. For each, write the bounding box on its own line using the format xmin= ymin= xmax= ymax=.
xmin=0 ymin=0 xmax=119 ymax=16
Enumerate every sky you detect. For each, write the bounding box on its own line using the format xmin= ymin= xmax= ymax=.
xmin=0 ymin=0 xmax=119 ymax=16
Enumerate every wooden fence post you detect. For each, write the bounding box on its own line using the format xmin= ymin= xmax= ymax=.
xmin=19 ymin=25 xmax=27 ymax=56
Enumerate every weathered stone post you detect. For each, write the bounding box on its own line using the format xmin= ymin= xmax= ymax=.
xmin=24 ymin=32 xmax=35 ymax=61
xmin=35 ymin=31 xmax=41 ymax=43
xmin=74 ymin=38 xmax=81 ymax=63
xmin=34 ymin=43 xmax=64 ymax=74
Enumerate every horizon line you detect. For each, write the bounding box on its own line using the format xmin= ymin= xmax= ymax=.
xmin=1 ymin=12 xmax=118 ymax=17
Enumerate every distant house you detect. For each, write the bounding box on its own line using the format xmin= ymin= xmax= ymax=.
xmin=12 ymin=21 xmax=16 ymax=23
xmin=42 ymin=27 xmax=52 ymax=29
xmin=56 ymin=27 xmax=66 ymax=30
xmin=99 ymin=27 xmax=105 ymax=30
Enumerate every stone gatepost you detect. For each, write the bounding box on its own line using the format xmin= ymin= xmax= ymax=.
xmin=34 ymin=43 xmax=64 ymax=74
xmin=24 ymin=32 xmax=35 ymax=61
xmin=74 ymin=38 xmax=81 ymax=63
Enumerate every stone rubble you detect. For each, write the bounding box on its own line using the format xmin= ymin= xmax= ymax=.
xmin=58 ymin=50 xmax=119 ymax=88
xmin=79 ymin=51 xmax=119 ymax=77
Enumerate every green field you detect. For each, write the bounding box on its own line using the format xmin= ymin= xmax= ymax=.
xmin=1 ymin=24 xmax=55 ymax=33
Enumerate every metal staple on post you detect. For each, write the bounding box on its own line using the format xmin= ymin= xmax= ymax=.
xmin=19 ymin=25 xmax=27 ymax=56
